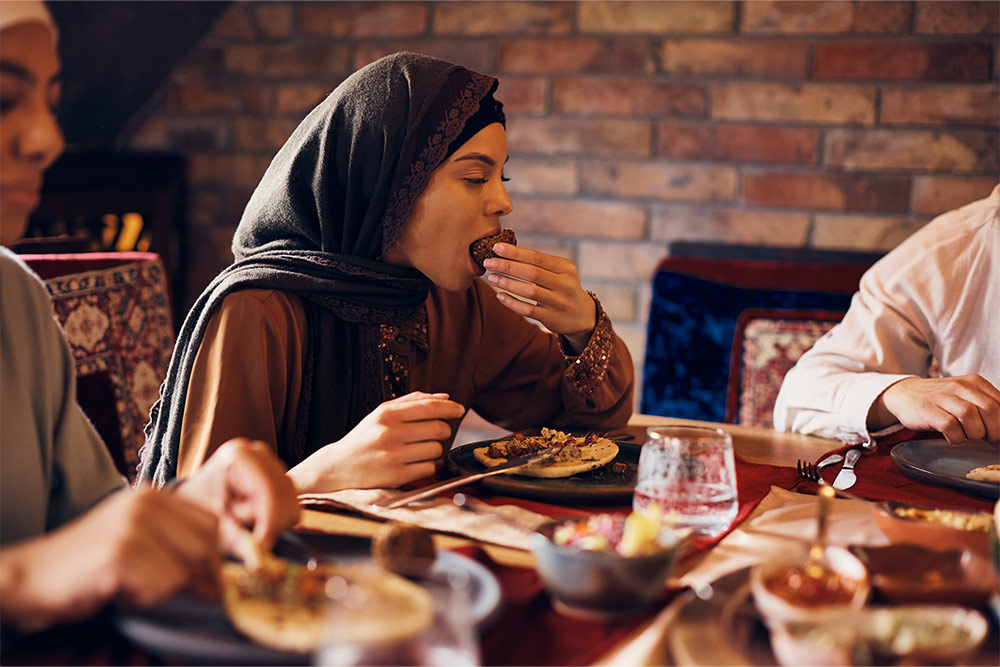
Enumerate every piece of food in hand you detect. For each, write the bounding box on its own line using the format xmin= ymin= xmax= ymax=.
xmin=221 ymin=558 xmax=432 ymax=653
xmin=371 ymin=521 xmax=437 ymax=577
xmin=473 ymin=428 xmax=619 ymax=479
xmin=965 ymin=464 xmax=1000 ymax=482
xmin=470 ymin=227 xmax=517 ymax=270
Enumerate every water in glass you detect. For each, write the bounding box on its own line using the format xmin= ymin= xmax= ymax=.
xmin=633 ymin=426 xmax=738 ymax=537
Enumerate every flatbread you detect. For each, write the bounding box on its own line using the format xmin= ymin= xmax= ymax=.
xmin=221 ymin=560 xmax=433 ymax=653
xmin=473 ymin=428 xmax=619 ymax=479
xmin=966 ymin=464 xmax=1000 ymax=483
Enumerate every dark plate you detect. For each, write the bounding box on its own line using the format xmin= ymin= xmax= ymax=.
xmin=444 ymin=437 xmax=639 ymax=505
xmin=113 ymin=532 xmax=501 ymax=664
xmin=890 ymin=440 xmax=999 ymax=499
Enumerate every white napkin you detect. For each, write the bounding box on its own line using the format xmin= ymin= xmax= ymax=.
xmin=298 ymin=488 xmax=550 ymax=551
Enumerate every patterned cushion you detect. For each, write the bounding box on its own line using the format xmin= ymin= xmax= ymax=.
xmin=726 ymin=309 xmax=844 ymax=428
xmin=33 ymin=255 xmax=174 ymax=481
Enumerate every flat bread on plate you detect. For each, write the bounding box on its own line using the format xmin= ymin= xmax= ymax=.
xmin=473 ymin=428 xmax=619 ymax=479
xmin=966 ymin=464 xmax=1000 ymax=483
xmin=221 ymin=559 xmax=432 ymax=653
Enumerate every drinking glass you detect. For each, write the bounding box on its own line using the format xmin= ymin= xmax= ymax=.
xmin=633 ymin=426 xmax=739 ymax=537
xmin=317 ymin=565 xmax=480 ymax=666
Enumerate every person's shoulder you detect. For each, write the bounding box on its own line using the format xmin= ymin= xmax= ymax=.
xmin=0 ymin=247 xmax=52 ymax=308
xmin=913 ymin=184 xmax=1000 ymax=246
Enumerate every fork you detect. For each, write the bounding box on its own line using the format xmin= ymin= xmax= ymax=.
xmin=796 ymin=462 xmax=867 ymax=502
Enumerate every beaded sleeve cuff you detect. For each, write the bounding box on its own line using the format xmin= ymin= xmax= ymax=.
xmin=562 ymin=292 xmax=615 ymax=397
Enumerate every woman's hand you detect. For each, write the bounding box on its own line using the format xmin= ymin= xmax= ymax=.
xmin=0 ymin=487 xmax=221 ymax=632
xmin=177 ymin=438 xmax=300 ymax=558
xmin=483 ymin=243 xmax=596 ymax=353
xmin=287 ymin=392 xmax=466 ymax=493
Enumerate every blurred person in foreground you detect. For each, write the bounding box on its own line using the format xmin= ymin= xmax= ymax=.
xmin=0 ymin=0 xmax=299 ymax=633
xmin=774 ymin=185 xmax=999 ymax=446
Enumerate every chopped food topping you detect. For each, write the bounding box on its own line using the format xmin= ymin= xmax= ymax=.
xmin=551 ymin=504 xmax=684 ymax=557
xmin=892 ymin=506 xmax=991 ymax=532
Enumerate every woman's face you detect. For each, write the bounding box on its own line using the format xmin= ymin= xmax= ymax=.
xmin=384 ymin=122 xmax=513 ymax=291
xmin=0 ymin=22 xmax=64 ymax=245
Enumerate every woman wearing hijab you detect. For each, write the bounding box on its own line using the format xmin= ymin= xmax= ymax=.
xmin=139 ymin=53 xmax=634 ymax=492
xmin=0 ymin=0 xmax=298 ymax=631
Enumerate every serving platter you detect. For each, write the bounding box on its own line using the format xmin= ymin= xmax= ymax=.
xmin=890 ymin=439 xmax=999 ymax=499
xmin=444 ymin=437 xmax=640 ymax=505
xmin=113 ymin=532 xmax=501 ymax=664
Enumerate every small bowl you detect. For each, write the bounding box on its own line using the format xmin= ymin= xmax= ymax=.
xmin=851 ymin=543 xmax=997 ymax=607
xmin=861 ymin=605 xmax=988 ymax=664
xmin=530 ymin=517 xmax=684 ymax=620
xmin=749 ymin=545 xmax=869 ymax=629
xmin=873 ymin=501 xmax=992 ymax=557
xmin=769 ymin=617 xmax=859 ymax=667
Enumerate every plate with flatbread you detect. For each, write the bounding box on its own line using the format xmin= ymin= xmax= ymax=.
xmin=446 ymin=428 xmax=639 ymax=504
xmin=890 ymin=439 xmax=1000 ymax=499
xmin=113 ymin=532 xmax=501 ymax=664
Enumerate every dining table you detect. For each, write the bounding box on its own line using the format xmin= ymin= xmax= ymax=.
xmin=3 ymin=414 xmax=996 ymax=666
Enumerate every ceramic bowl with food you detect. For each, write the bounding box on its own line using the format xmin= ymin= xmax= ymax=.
xmin=861 ymin=605 xmax=988 ymax=664
xmin=850 ymin=543 xmax=996 ymax=607
xmin=768 ymin=617 xmax=859 ymax=667
xmin=873 ymin=500 xmax=992 ymax=556
xmin=749 ymin=545 xmax=869 ymax=629
xmin=531 ymin=511 xmax=688 ymax=619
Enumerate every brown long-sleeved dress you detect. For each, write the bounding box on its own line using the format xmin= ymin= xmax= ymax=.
xmin=177 ymin=278 xmax=633 ymax=476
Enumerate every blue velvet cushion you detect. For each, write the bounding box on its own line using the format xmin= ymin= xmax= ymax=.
xmin=641 ymin=271 xmax=854 ymax=422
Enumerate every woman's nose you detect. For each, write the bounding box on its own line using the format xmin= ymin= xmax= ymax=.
xmin=492 ymin=182 xmax=514 ymax=217
xmin=18 ymin=100 xmax=65 ymax=170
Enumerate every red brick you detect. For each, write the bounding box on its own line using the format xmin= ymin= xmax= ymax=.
xmin=188 ymin=154 xmax=271 ymax=188
xmin=512 ymin=234 xmax=578 ymax=263
xmin=578 ymin=1 xmax=734 ymax=34
xmin=253 ymin=3 xmax=294 ymax=39
xmin=915 ymin=1 xmax=1000 ymax=34
xmin=882 ymin=85 xmax=999 ymax=126
xmin=163 ymin=119 xmax=230 ymax=151
xmin=352 ymin=41 xmax=493 ymax=75
xmin=578 ymin=241 xmax=667 ymax=281
xmin=162 ymin=80 xmax=273 ymax=114
xmin=299 ymin=2 xmax=428 ymax=37
xmin=579 ymin=282 xmax=637 ymax=322
xmin=814 ymin=42 xmax=992 ymax=81
xmin=657 ymin=122 xmax=819 ymax=164
xmin=825 ymin=129 xmax=999 ymax=172
xmin=511 ymin=199 xmax=645 ymax=238
xmin=225 ymin=43 xmax=352 ymax=78
xmin=660 ymin=39 xmax=809 ymax=77
xmin=813 ymin=215 xmax=927 ymax=251
xmin=507 ymin=118 xmax=652 ymax=157
xmin=276 ymin=83 xmax=332 ymax=114
xmin=650 ymin=206 xmax=810 ymax=246
xmin=209 ymin=4 xmax=256 ymax=40
xmin=498 ymin=38 xmax=647 ymax=74
xmin=741 ymin=1 xmax=911 ymax=34
xmin=912 ymin=176 xmax=999 ymax=215
xmin=433 ymin=2 xmax=573 ymax=36
xmin=742 ymin=172 xmax=910 ymax=212
xmin=713 ymin=83 xmax=875 ymax=124
xmin=233 ymin=118 xmax=299 ymax=153
xmin=505 ymin=158 xmax=578 ymax=196
xmin=581 ymin=161 xmax=737 ymax=202
xmin=553 ymin=78 xmax=705 ymax=117
xmin=186 ymin=190 xmax=227 ymax=230
xmin=496 ymin=78 xmax=547 ymax=115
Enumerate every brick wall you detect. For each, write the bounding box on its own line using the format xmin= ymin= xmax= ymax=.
xmin=130 ymin=0 xmax=999 ymax=405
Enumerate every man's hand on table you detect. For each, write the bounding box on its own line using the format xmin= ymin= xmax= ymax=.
xmin=869 ymin=375 xmax=1000 ymax=444
xmin=287 ymin=391 xmax=466 ymax=493
xmin=177 ymin=437 xmax=300 ymax=557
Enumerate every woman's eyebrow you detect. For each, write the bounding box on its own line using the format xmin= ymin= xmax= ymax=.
xmin=452 ymin=153 xmax=510 ymax=166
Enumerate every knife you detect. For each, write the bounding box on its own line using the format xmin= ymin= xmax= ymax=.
xmin=378 ymin=447 xmax=561 ymax=509
xmin=832 ymin=448 xmax=862 ymax=490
